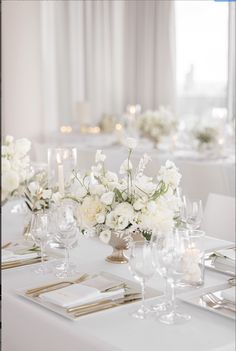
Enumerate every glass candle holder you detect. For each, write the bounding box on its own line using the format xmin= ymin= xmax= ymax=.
xmin=47 ymin=147 xmax=77 ymax=196
xmin=181 ymin=229 xmax=205 ymax=287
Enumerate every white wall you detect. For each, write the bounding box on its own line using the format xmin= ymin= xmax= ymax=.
xmin=2 ymin=0 xmax=43 ymax=141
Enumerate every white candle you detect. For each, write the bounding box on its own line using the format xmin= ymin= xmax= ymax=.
xmin=58 ymin=163 xmax=65 ymax=196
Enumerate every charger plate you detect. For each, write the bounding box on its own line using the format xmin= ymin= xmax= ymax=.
xmin=17 ymin=271 xmax=160 ymax=321
xmin=179 ymin=283 xmax=235 ymax=321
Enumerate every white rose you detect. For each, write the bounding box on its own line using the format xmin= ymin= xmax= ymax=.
xmin=101 ymin=191 xmax=114 ymax=205
xmin=106 ymin=211 xmax=129 ymax=230
xmin=1 ymin=158 xmax=11 ymax=172
xmin=78 ymin=196 xmax=105 ymax=228
xmin=15 ymin=138 xmax=31 ymax=157
xmin=95 ymin=149 xmax=106 ymax=163
xmin=119 ymin=159 xmax=133 ymax=174
xmin=96 ymin=213 xmax=105 ymax=224
xmin=114 ymin=202 xmax=134 ymax=219
xmin=2 ymin=170 xmax=20 ymax=194
xmin=124 ymin=137 xmax=137 ymax=150
xmin=99 ymin=229 xmax=111 ymax=244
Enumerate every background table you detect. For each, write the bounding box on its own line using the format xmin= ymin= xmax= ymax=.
xmin=2 ymin=202 xmax=235 ymax=351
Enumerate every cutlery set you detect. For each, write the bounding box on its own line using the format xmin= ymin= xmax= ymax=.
xmin=23 ymin=273 xmax=141 ymax=318
xmin=201 ymin=293 xmax=236 ymax=313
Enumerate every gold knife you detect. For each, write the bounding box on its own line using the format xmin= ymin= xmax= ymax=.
xmin=73 ymin=295 xmax=141 ymax=318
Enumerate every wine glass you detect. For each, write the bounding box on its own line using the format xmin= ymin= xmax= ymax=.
xmin=128 ymin=241 xmax=156 ymax=320
xmin=155 ymin=229 xmax=191 ymax=325
xmin=30 ymin=211 xmax=52 ymax=274
xmin=150 ymin=233 xmax=171 ymax=313
xmin=181 ymin=196 xmax=203 ymax=230
xmin=54 ymin=201 xmax=78 ymax=278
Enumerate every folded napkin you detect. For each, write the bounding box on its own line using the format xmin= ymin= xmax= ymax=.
xmin=221 ymin=287 xmax=236 ymax=303
xmin=1 ymin=249 xmax=38 ymax=263
xmin=214 ymin=249 xmax=235 ymax=268
xmin=40 ymin=276 xmax=125 ymax=308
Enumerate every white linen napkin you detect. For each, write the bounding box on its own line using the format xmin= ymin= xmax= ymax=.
xmin=221 ymin=287 xmax=236 ymax=303
xmin=214 ymin=249 xmax=235 ymax=268
xmin=1 ymin=249 xmax=38 ymax=263
xmin=40 ymin=276 xmax=125 ymax=308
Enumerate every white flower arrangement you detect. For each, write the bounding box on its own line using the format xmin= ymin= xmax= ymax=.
xmin=24 ymin=171 xmax=61 ymax=212
xmin=194 ymin=126 xmax=219 ymax=150
xmin=138 ymin=106 xmax=177 ymax=144
xmin=70 ymin=138 xmax=182 ymax=244
xmin=1 ymin=135 xmax=32 ymax=202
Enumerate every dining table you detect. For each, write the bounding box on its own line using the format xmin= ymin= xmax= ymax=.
xmin=2 ymin=200 xmax=236 ymax=351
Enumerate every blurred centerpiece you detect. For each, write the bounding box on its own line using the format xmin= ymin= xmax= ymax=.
xmin=137 ymin=106 xmax=178 ymax=147
xmin=70 ymin=137 xmax=182 ymax=263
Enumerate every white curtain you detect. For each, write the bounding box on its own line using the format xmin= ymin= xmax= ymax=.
xmin=228 ymin=3 xmax=236 ymax=121
xmin=40 ymin=0 xmax=176 ymax=130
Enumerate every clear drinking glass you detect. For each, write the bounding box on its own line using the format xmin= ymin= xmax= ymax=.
xmin=30 ymin=211 xmax=52 ymax=274
xmin=155 ymin=230 xmax=191 ymax=325
xmin=54 ymin=201 xmax=78 ymax=278
xmin=128 ymin=241 xmax=155 ymax=320
xmin=182 ymin=196 xmax=203 ymax=230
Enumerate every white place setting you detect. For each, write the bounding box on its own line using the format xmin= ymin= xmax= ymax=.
xmin=1 ymin=1 xmax=235 ymax=351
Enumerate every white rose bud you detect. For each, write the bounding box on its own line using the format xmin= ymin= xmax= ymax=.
xmin=96 ymin=213 xmax=105 ymax=224
xmin=101 ymin=191 xmax=114 ymax=205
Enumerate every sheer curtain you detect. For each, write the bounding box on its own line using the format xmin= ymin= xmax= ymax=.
xmin=228 ymin=3 xmax=235 ymax=121
xmin=40 ymin=0 xmax=176 ymax=130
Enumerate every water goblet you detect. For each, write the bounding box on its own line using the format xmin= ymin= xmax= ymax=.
xmin=128 ymin=241 xmax=156 ymax=320
xmin=156 ymin=230 xmax=191 ymax=325
xmin=182 ymin=196 xmax=203 ymax=230
xmin=30 ymin=211 xmax=53 ymax=274
xmin=54 ymin=202 xmax=78 ymax=278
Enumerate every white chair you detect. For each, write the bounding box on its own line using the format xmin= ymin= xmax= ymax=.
xmin=202 ymin=193 xmax=235 ymax=242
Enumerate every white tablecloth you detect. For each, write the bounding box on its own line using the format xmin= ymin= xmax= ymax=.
xmin=2 ymin=202 xmax=236 ymax=351
xmin=33 ymin=139 xmax=235 ymax=205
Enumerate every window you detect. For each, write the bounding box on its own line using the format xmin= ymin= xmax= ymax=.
xmin=176 ymin=1 xmax=228 ymax=121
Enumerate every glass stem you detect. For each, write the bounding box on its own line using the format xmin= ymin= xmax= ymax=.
xmin=169 ymin=280 xmax=176 ymax=314
xmin=65 ymin=247 xmax=70 ymax=270
xmin=140 ymin=279 xmax=146 ymax=310
xmin=40 ymin=242 xmax=45 ymax=265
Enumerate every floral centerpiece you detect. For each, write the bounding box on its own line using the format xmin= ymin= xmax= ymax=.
xmin=70 ymin=138 xmax=182 ymax=263
xmin=137 ymin=106 xmax=178 ymax=145
xmin=193 ymin=126 xmax=219 ymax=151
xmin=1 ymin=135 xmax=32 ymax=203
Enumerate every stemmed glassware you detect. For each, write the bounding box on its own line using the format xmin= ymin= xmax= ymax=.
xmin=181 ymin=196 xmax=203 ymax=230
xmin=54 ymin=201 xmax=78 ymax=278
xmin=152 ymin=230 xmax=191 ymax=325
xmin=128 ymin=241 xmax=155 ymax=320
xmin=30 ymin=211 xmax=53 ymax=274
